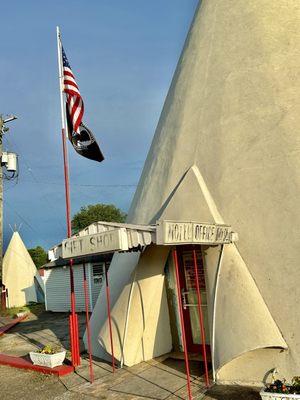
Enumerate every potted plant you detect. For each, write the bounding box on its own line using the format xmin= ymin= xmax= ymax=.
xmin=261 ymin=377 xmax=300 ymax=399
xmin=29 ymin=344 xmax=66 ymax=368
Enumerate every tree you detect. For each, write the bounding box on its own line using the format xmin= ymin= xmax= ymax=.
xmin=71 ymin=203 xmax=127 ymax=233
xmin=28 ymin=246 xmax=48 ymax=269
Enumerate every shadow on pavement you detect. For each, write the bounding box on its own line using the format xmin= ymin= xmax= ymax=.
xmin=2 ymin=311 xmax=86 ymax=354
xmin=205 ymin=385 xmax=261 ymax=399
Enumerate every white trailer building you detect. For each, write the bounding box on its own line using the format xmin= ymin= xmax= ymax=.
xmin=44 ymin=255 xmax=112 ymax=313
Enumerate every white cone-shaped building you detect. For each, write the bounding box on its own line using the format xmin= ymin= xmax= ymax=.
xmin=87 ymin=0 xmax=300 ymax=384
xmin=3 ymin=232 xmax=44 ymax=307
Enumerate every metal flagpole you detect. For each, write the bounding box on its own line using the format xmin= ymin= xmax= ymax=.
xmin=173 ymin=248 xmax=193 ymax=400
xmin=56 ymin=26 xmax=80 ymax=367
xmin=192 ymin=249 xmax=210 ymax=388
xmin=83 ymin=263 xmax=94 ymax=383
xmin=104 ymin=263 xmax=116 ymax=372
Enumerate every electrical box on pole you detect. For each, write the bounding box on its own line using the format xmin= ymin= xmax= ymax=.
xmin=1 ymin=152 xmax=18 ymax=172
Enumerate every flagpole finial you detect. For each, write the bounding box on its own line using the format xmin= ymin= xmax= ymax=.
xmin=56 ymin=26 xmax=61 ymax=39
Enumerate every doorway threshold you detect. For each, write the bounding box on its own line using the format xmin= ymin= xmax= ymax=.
xmin=169 ymin=351 xmax=212 ymax=362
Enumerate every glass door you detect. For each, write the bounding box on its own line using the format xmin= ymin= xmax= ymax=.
xmin=177 ymin=247 xmax=210 ymax=353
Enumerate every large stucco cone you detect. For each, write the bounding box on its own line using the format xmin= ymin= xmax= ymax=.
xmin=88 ymin=0 xmax=300 ymax=383
xmin=3 ymin=232 xmax=44 ymax=307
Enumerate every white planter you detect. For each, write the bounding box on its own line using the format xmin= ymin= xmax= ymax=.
xmin=260 ymin=389 xmax=300 ymax=400
xmin=29 ymin=351 xmax=66 ymax=368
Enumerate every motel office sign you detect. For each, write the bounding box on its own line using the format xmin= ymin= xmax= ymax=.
xmin=156 ymin=221 xmax=234 ymax=245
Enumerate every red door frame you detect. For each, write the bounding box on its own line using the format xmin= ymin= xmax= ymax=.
xmin=176 ymin=245 xmax=210 ymax=354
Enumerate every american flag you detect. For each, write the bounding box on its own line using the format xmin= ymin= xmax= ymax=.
xmin=62 ymin=47 xmax=84 ymax=134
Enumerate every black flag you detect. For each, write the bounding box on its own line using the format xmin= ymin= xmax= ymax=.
xmin=66 ymin=106 xmax=104 ymax=163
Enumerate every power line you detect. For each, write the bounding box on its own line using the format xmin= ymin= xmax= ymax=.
xmin=3 ymin=136 xmax=66 ymax=234
xmin=3 ymin=137 xmax=138 ymax=191
xmin=11 ymin=177 xmax=137 ymax=188
xmin=3 ymin=199 xmax=53 ymax=248
xmin=68 ymin=183 xmax=137 ymax=188
xmin=19 ymin=180 xmax=137 ymax=188
xmin=3 ymin=180 xmax=18 ymax=192
xmin=3 ymin=137 xmax=138 ymax=190
xmin=2 ymin=136 xmax=136 ymax=247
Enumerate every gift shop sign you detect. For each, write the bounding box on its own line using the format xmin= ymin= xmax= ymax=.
xmin=62 ymin=228 xmax=129 ymax=259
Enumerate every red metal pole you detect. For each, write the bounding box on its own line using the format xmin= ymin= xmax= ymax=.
xmin=1 ymin=284 xmax=6 ymax=311
xmin=61 ymin=128 xmax=80 ymax=367
xmin=83 ymin=263 xmax=94 ymax=383
xmin=104 ymin=264 xmax=116 ymax=372
xmin=173 ymin=248 xmax=193 ymax=400
xmin=192 ymin=249 xmax=210 ymax=388
xmin=69 ymin=314 xmax=74 ymax=362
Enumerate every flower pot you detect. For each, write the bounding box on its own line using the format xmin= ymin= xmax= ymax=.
xmin=260 ymin=389 xmax=300 ymax=400
xmin=29 ymin=351 xmax=66 ymax=368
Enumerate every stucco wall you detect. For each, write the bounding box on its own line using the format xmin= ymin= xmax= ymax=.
xmin=89 ymin=0 xmax=300 ymax=383
xmin=126 ymin=0 xmax=299 ymax=383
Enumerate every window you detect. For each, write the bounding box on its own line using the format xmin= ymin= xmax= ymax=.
xmin=92 ymin=263 xmax=104 ymax=285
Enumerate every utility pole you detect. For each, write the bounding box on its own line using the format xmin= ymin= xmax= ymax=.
xmin=0 ymin=117 xmax=3 ymax=285
xmin=0 ymin=115 xmax=17 ymax=284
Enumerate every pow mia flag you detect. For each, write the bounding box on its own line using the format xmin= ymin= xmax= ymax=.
xmin=62 ymin=45 xmax=104 ymax=163
xmin=66 ymin=107 xmax=104 ymax=162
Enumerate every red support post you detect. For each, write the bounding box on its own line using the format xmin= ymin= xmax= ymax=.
xmin=62 ymin=128 xmax=80 ymax=367
xmin=83 ymin=263 xmax=94 ymax=383
xmin=104 ymin=264 xmax=116 ymax=372
xmin=192 ymin=249 xmax=210 ymax=388
xmin=74 ymin=313 xmax=80 ymax=366
xmin=69 ymin=314 xmax=74 ymax=363
xmin=1 ymin=284 xmax=6 ymax=311
xmin=173 ymin=248 xmax=193 ymax=400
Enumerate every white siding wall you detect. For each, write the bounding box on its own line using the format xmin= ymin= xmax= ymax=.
xmin=44 ymin=263 xmax=105 ymax=313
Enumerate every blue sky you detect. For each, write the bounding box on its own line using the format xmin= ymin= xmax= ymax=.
xmin=0 ymin=0 xmax=198 ymax=250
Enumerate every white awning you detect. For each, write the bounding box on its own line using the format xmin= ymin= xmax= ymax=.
xmin=49 ymin=221 xmax=156 ymax=261
xmin=49 ymin=220 xmax=238 ymax=261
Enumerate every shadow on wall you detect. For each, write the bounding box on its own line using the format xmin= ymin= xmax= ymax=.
xmin=98 ymin=314 xmax=122 ymax=363
xmin=34 ymin=277 xmax=45 ymax=303
xmin=134 ymin=279 xmax=146 ymax=360
xmin=152 ymin=285 xmax=172 ymax=359
xmin=21 ymin=285 xmax=37 ymax=306
xmin=164 ymin=252 xmax=181 ymax=353
xmin=97 ymin=268 xmax=145 ymax=362
xmin=133 ymin=246 xmax=172 ymax=364
xmin=18 ymin=278 xmax=44 ymax=306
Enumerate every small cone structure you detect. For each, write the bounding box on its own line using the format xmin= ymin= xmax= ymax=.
xmin=88 ymin=0 xmax=300 ymax=383
xmin=3 ymin=232 xmax=44 ymax=308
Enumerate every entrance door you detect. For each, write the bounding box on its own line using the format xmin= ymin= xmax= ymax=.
xmin=177 ymin=247 xmax=210 ymax=354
